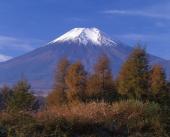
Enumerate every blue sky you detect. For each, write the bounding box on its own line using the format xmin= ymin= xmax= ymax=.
xmin=0 ymin=0 xmax=170 ymax=60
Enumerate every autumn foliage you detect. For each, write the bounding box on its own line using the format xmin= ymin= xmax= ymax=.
xmin=0 ymin=46 xmax=170 ymax=137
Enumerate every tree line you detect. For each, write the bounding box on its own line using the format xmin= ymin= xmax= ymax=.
xmin=47 ymin=46 xmax=170 ymax=106
xmin=1 ymin=46 xmax=169 ymax=110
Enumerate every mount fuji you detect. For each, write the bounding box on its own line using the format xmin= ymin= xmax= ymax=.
xmin=0 ymin=27 xmax=170 ymax=94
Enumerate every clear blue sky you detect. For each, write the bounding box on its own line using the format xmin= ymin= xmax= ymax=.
xmin=0 ymin=0 xmax=170 ymax=60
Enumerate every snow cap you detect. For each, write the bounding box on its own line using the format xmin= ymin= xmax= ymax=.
xmin=49 ymin=27 xmax=117 ymax=46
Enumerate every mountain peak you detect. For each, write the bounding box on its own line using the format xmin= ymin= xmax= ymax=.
xmin=49 ymin=27 xmax=117 ymax=46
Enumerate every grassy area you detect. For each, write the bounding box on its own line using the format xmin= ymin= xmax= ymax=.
xmin=0 ymin=100 xmax=167 ymax=137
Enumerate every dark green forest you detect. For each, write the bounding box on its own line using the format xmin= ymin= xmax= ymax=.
xmin=0 ymin=46 xmax=170 ymax=137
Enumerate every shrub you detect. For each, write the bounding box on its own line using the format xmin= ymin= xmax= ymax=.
xmin=36 ymin=100 xmax=165 ymax=137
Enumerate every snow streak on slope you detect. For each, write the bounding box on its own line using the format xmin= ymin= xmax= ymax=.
xmin=50 ymin=28 xmax=117 ymax=46
xmin=0 ymin=54 xmax=12 ymax=62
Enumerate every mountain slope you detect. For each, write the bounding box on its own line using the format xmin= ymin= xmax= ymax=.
xmin=0 ymin=28 xmax=169 ymax=94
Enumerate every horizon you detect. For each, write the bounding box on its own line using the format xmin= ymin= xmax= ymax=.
xmin=0 ymin=0 xmax=170 ymax=60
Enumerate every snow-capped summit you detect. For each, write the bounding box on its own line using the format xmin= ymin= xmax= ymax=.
xmin=50 ymin=27 xmax=117 ymax=46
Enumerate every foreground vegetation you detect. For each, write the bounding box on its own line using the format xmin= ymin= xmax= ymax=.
xmin=0 ymin=100 xmax=165 ymax=137
xmin=0 ymin=46 xmax=170 ymax=137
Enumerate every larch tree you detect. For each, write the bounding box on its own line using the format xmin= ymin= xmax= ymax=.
xmin=150 ymin=64 xmax=168 ymax=103
xmin=117 ymin=46 xmax=150 ymax=100
xmin=47 ymin=57 xmax=70 ymax=106
xmin=86 ymin=54 xmax=116 ymax=102
xmin=65 ymin=61 xmax=87 ymax=103
xmin=150 ymin=64 xmax=167 ymax=95
xmin=150 ymin=65 xmax=170 ymax=135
